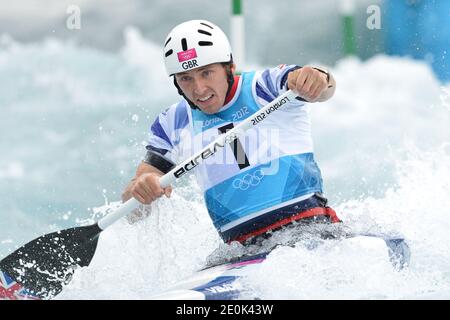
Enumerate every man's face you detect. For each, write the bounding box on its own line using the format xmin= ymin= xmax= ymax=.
xmin=175 ymin=63 xmax=235 ymax=114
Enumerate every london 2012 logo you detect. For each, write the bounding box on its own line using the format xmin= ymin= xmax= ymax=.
xmin=232 ymin=169 xmax=264 ymax=190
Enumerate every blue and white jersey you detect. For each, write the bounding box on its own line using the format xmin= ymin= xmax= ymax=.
xmin=147 ymin=64 xmax=324 ymax=241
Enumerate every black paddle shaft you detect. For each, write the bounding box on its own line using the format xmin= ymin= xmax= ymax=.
xmin=0 ymin=223 xmax=102 ymax=299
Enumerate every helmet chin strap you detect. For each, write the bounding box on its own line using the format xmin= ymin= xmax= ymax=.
xmin=173 ymin=77 xmax=199 ymax=110
xmin=173 ymin=61 xmax=235 ymax=110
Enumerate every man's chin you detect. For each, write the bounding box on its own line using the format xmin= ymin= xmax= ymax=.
xmin=198 ymin=104 xmax=221 ymax=115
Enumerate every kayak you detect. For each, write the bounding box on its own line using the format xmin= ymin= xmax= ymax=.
xmin=149 ymin=234 xmax=411 ymax=300
xmin=149 ymin=253 xmax=268 ymax=300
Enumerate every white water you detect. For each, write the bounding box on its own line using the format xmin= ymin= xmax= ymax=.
xmin=1 ymin=29 xmax=449 ymax=299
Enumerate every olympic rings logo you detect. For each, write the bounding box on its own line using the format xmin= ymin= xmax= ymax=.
xmin=232 ymin=169 xmax=265 ymax=190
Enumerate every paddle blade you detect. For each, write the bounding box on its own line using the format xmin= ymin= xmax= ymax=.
xmin=0 ymin=223 xmax=101 ymax=299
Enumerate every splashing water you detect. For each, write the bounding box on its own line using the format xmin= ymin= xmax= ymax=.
xmin=239 ymin=144 xmax=450 ymax=299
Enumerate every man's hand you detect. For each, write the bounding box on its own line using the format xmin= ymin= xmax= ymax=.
xmin=128 ymin=172 xmax=172 ymax=205
xmin=122 ymin=162 xmax=173 ymax=205
xmin=287 ymin=66 xmax=331 ymax=102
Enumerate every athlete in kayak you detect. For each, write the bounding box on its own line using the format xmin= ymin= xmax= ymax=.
xmin=122 ymin=19 xmax=340 ymax=245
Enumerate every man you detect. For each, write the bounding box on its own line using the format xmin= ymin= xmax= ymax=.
xmin=122 ymin=19 xmax=341 ymax=245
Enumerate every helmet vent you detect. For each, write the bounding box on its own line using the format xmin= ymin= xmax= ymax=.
xmin=165 ymin=49 xmax=173 ymax=57
xmin=198 ymin=41 xmax=213 ymax=46
xmin=200 ymin=22 xmax=213 ymax=29
xmin=197 ymin=29 xmax=212 ymax=36
xmin=181 ymin=38 xmax=188 ymax=51
xmin=164 ymin=37 xmax=171 ymax=47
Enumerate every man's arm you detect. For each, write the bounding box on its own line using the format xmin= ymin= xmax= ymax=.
xmin=254 ymin=64 xmax=336 ymax=108
xmin=287 ymin=66 xmax=336 ymax=103
xmin=124 ymin=103 xmax=178 ymax=204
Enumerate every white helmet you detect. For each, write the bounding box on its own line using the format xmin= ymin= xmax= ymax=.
xmin=163 ymin=20 xmax=232 ymax=76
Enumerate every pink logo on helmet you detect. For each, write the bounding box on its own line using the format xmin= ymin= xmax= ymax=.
xmin=177 ymin=48 xmax=197 ymax=62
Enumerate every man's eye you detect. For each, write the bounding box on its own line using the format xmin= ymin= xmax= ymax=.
xmin=180 ymin=76 xmax=191 ymax=82
xmin=203 ymin=70 xmax=211 ymax=77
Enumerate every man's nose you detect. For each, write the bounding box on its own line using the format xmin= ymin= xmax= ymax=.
xmin=193 ymin=78 xmax=207 ymax=95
